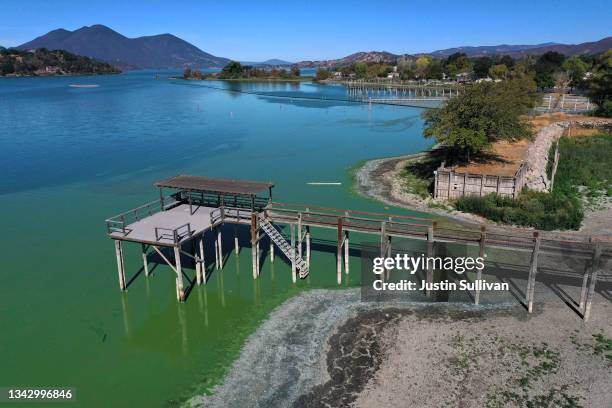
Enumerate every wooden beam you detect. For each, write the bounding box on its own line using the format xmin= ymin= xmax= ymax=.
xmin=214 ymin=229 xmax=220 ymax=270
xmin=151 ymin=245 xmax=177 ymax=274
xmin=174 ymin=246 xmax=185 ymax=302
xmin=298 ymin=213 xmax=303 ymax=259
xmin=475 ymin=226 xmax=486 ymax=305
xmin=344 ymin=231 xmax=350 ymax=275
xmin=526 ymin=232 xmax=541 ymax=313
xmin=306 ymin=226 xmax=311 ymax=267
xmin=291 ymin=223 xmax=297 ymax=283
xmin=115 ymin=240 xmax=126 ymax=290
xmin=256 ymin=230 xmax=260 ymax=276
xmin=197 ymin=236 xmax=205 ymax=285
xmin=426 ymin=223 xmax=435 ymax=297
xmin=141 ymin=243 xmax=150 ymax=277
xmin=251 ymin=213 xmax=257 ymax=279
xmin=337 ymin=217 xmax=343 ymax=285
xmin=234 ymin=224 xmax=239 ymax=255
xmin=217 ymin=227 xmax=223 ymax=269
xmin=583 ymin=242 xmax=602 ymax=321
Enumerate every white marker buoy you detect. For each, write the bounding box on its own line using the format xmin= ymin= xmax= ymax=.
xmin=307 ymin=182 xmax=342 ymax=185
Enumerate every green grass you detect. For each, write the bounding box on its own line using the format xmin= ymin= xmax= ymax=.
xmin=455 ymin=133 xmax=612 ymax=231
xmin=398 ymin=165 xmax=432 ymax=199
xmin=571 ymin=330 xmax=612 ymax=363
xmin=554 ymin=134 xmax=612 ymax=201
xmin=455 ymin=190 xmax=582 ymax=230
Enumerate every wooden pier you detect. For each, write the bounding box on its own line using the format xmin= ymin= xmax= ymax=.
xmin=106 ymin=175 xmax=611 ymax=321
xmin=345 ymin=80 xmax=459 ymax=106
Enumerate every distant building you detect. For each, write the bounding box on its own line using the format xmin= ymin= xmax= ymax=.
xmin=456 ymin=72 xmax=474 ymax=83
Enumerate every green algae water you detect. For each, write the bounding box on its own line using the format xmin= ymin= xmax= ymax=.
xmin=0 ymin=71 xmax=433 ymax=407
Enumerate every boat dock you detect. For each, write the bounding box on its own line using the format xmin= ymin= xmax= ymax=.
xmin=106 ymin=175 xmax=611 ymax=321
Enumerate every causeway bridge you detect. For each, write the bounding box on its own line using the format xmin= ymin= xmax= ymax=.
xmin=106 ymin=176 xmax=611 ymax=321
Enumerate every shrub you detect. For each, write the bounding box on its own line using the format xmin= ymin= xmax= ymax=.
xmin=455 ymin=190 xmax=582 ymax=230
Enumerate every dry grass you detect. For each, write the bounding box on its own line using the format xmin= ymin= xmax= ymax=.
xmin=450 ymin=139 xmax=529 ymax=177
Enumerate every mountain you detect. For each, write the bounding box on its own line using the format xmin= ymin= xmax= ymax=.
xmin=426 ymin=43 xmax=561 ymax=58
xmin=427 ymin=37 xmax=612 ymax=57
xmin=241 ymin=59 xmax=294 ymax=66
xmin=297 ymin=51 xmax=397 ymax=68
xmin=296 ymin=37 xmax=611 ymax=68
xmin=18 ymin=25 xmax=229 ymax=69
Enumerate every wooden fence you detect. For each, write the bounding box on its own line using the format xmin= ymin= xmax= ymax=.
xmin=434 ymin=162 xmax=528 ymax=199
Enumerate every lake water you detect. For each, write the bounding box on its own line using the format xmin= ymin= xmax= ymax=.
xmin=0 ymin=71 xmax=432 ymax=407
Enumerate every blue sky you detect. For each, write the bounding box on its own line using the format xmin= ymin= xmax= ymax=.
xmin=1 ymin=0 xmax=610 ymax=61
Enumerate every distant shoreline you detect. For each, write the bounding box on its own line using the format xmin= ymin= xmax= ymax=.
xmin=0 ymin=72 xmax=121 ymax=78
xmin=171 ymin=76 xmax=314 ymax=82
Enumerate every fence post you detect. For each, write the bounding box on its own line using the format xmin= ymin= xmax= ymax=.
xmin=251 ymin=213 xmax=257 ymax=279
xmin=526 ymin=232 xmax=541 ymax=313
xmin=584 ymin=241 xmax=602 ymax=321
xmin=426 ymin=222 xmax=435 ymax=297
xmin=475 ymin=226 xmax=486 ymax=305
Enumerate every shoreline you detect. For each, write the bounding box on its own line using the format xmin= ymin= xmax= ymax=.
xmin=354 ymin=145 xmax=612 ymax=236
xmin=353 ymin=149 xmax=487 ymax=228
xmin=188 ymin=287 xmax=611 ymax=407
xmin=172 ymin=76 xmax=314 ymax=82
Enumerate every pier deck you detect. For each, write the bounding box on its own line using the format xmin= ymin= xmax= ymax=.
xmin=108 ymin=204 xmax=221 ymax=246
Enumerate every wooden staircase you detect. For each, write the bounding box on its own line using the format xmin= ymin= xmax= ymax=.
xmin=258 ymin=215 xmax=309 ymax=278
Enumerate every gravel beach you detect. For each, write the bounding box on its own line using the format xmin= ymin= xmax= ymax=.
xmin=189 ymin=283 xmax=611 ymax=408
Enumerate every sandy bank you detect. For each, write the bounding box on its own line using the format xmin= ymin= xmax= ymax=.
xmin=189 ymin=276 xmax=611 ymax=407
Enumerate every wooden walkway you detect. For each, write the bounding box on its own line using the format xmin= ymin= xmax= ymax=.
xmin=105 ymin=177 xmax=611 ymax=321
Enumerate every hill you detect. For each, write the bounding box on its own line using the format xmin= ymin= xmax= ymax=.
xmin=0 ymin=47 xmax=120 ymax=76
xmin=18 ymin=25 xmax=229 ymax=69
xmin=241 ymin=59 xmax=294 ymax=66
xmin=427 ymin=37 xmax=612 ymax=57
xmin=296 ymin=37 xmax=611 ymax=68
xmin=297 ymin=51 xmax=397 ymax=68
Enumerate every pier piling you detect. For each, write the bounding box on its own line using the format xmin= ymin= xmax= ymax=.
xmin=115 ymin=240 xmax=126 ymax=290
xmin=174 ymin=246 xmax=185 ymax=302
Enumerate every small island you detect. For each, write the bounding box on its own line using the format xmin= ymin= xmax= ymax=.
xmin=0 ymin=47 xmax=120 ymax=76
xmin=183 ymin=60 xmax=312 ymax=81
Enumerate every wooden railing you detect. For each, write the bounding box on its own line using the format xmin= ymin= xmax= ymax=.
xmin=154 ymin=222 xmax=193 ymax=244
xmin=105 ymin=195 xmax=179 ymax=236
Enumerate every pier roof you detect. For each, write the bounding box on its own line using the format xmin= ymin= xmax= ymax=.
xmin=155 ymin=175 xmax=274 ymax=196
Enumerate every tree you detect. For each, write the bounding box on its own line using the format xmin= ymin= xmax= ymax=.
xmin=422 ymin=78 xmax=539 ymax=161
xmin=473 ymin=57 xmax=493 ymax=78
xmin=415 ymin=56 xmax=431 ymax=78
xmin=354 ymin=62 xmax=367 ymax=78
xmin=488 ymin=64 xmax=509 ymax=80
xmin=444 ymin=52 xmax=471 ymax=78
xmin=397 ymin=60 xmax=415 ymax=80
xmin=315 ymin=68 xmax=331 ymax=81
xmin=587 ymin=50 xmax=612 ymax=117
xmin=290 ymin=65 xmax=300 ymax=77
xmin=426 ymin=59 xmax=444 ymax=80
xmin=553 ymin=71 xmax=570 ymax=91
xmin=534 ymin=51 xmax=565 ymax=89
xmin=563 ymin=56 xmax=589 ymax=88
xmin=219 ymin=60 xmax=244 ymax=79
xmin=183 ymin=67 xmax=192 ymax=78
xmin=500 ymin=55 xmax=515 ymax=69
